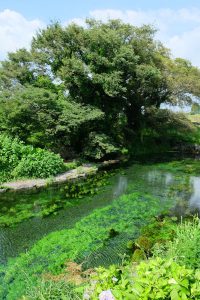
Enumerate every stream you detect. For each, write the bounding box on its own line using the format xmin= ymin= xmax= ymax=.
xmin=0 ymin=158 xmax=200 ymax=264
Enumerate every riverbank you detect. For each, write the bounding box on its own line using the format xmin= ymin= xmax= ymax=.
xmin=0 ymin=159 xmax=121 ymax=193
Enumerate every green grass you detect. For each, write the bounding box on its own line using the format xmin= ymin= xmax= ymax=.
xmin=154 ymin=217 xmax=200 ymax=269
xmin=25 ymin=280 xmax=82 ymax=300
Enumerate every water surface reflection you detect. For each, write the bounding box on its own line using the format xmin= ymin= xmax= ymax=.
xmin=189 ymin=177 xmax=200 ymax=211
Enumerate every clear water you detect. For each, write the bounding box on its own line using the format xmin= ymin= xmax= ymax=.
xmin=0 ymin=160 xmax=200 ymax=264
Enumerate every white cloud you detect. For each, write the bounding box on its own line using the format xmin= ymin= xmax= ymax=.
xmin=167 ymin=26 xmax=200 ymax=66
xmin=63 ymin=17 xmax=86 ymax=27
xmin=0 ymin=9 xmax=45 ymax=59
xmin=89 ymin=8 xmax=200 ymax=30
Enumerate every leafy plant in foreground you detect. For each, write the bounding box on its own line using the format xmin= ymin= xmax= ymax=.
xmin=89 ymin=258 xmax=200 ymax=299
xmin=154 ymin=217 xmax=200 ymax=269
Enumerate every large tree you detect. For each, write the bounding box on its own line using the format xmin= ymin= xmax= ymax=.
xmin=31 ymin=20 xmax=200 ymax=131
xmin=1 ymin=19 xmax=200 ymax=159
xmin=31 ymin=21 xmax=169 ymax=131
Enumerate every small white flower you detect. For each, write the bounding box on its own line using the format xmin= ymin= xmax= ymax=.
xmin=83 ymin=292 xmax=90 ymax=300
xmin=168 ymin=278 xmax=177 ymax=284
xmin=112 ymin=276 xmax=118 ymax=282
xmin=99 ymin=290 xmax=115 ymax=300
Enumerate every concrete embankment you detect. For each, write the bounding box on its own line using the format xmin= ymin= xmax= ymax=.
xmin=0 ymin=160 xmax=121 ymax=193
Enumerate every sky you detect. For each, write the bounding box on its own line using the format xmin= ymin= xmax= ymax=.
xmin=0 ymin=0 xmax=200 ymax=66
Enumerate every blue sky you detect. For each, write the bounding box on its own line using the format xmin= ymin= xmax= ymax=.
xmin=1 ymin=0 xmax=200 ymax=22
xmin=0 ymin=0 xmax=200 ymax=66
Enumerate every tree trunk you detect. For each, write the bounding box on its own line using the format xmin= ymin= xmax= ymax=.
xmin=126 ymin=104 xmax=142 ymax=131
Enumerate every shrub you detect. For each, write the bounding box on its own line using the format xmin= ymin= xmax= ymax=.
xmin=90 ymin=258 xmax=200 ymax=299
xmin=131 ymin=258 xmax=200 ymax=300
xmin=154 ymin=217 xmax=200 ymax=269
xmin=12 ymin=149 xmax=64 ymax=178
xmin=83 ymin=132 xmax=120 ymax=160
xmin=0 ymin=134 xmax=65 ymax=182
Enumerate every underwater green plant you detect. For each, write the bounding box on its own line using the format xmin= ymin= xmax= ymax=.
xmin=0 ymin=191 xmax=173 ymax=299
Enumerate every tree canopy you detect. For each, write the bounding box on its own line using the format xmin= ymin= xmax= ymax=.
xmin=0 ymin=19 xmax=200 ymax=160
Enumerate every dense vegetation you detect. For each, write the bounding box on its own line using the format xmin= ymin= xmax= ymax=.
xmin=1 ymin=19 xmax=200 ymax=173
xmin=1 ymin=158 xmax=199 ymax=299
xmin=87 ymin=218 xmax=200 ymax=299
xmin=1 ymin=18 xmax=200 ymax=300
xmin=0 ymin=134 xmax=65 ymax=183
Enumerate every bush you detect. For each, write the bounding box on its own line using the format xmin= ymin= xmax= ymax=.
xmin=87 ymin=218 xmax=200 ymax=299
xmin=0 ymin=134 xmax=65 ymax=182
xmin=83 ymin=132 xmax=120 ymax=160
xmin=12 ymin=149 xmax=65 ymax=178
xmin=89 ymin=258 xmax=200 ymax=299
xmin=154 ymin=217 xmax=200 ymax=269
xmin=131 ymin=258 xmax=200 ymax=300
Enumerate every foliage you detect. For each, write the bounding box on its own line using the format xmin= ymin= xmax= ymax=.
xmin=154 ymin=218 xmax=200 ymax=269
xmin=83 ymin=133 xmax=120 ymax=160
xmin=130 ymin=217 xmax=177 ymax=261
xmin=65 ymin=171 xmax=110 ymax=198
xmin=0 ymin=134 xmax=64 ymax=183
xmin=164 ymin=57 xmax=200 ymax=105
xmin=0 ymin=48 xmax=35 ymax=89
xmin=0 ymin=167 xmax=110 ymax=227
xmin=1 ymin=17 xmax=200 ymax=300
xmin=25 ymin=279 xmax=82 ymax=300
xmin=89 ymin=217 xmax=200 ymax=299
xmin=12 ymin=149 xmax=64 ymax=179
xmin=146 ymin=108 xmax=195 ymax=137
xmin=0 ymin=160 xmax=199 ymax=299
xmin=133 ymin=108 xmax=197 ymax=155
xmin=0 ymin=87 xmax=60 ymax=148
xmin=0 ymin=19 xmax=198 ymax=160
xmin=89 ymin=258 xmax=200 ymax=299
xmin=0 ymin=87 xmax=104 ymax=156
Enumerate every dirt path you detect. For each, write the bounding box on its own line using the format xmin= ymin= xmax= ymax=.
xmin=0 ymin=164 xmax=97 ymax=192
xmin=0 ymin=159 xmax=120 ymax=193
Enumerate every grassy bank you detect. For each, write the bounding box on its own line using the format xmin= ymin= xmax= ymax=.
xmin=87 ymin=218 xmax=200 ymax=299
